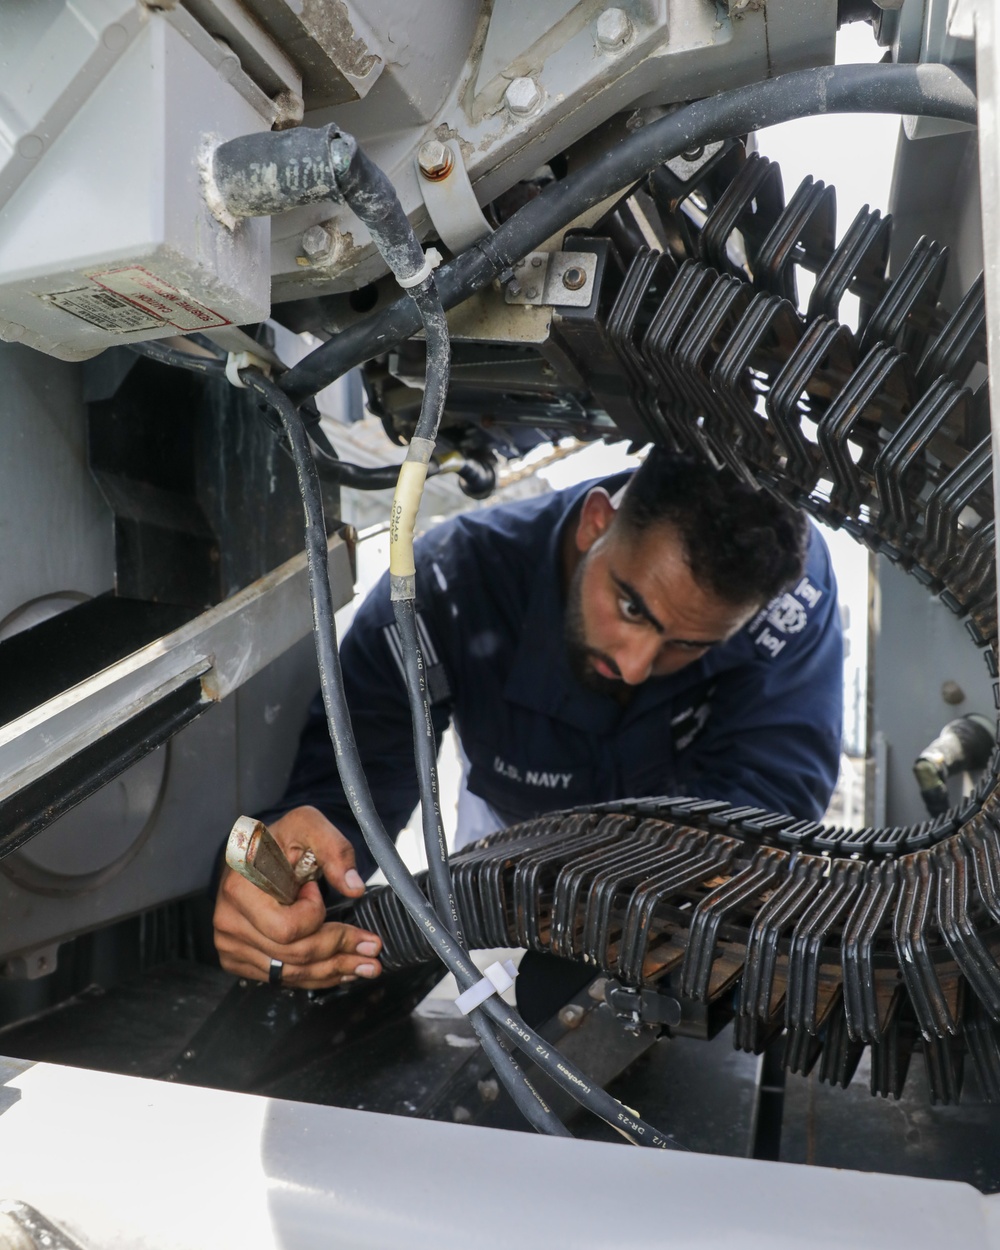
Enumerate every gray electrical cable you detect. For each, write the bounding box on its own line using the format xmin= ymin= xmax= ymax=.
xmin=278 ymin=61 xmax=976 ymax=403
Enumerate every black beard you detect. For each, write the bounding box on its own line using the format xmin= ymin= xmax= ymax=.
xmin=564 ymin=557 xmax=624 ymax=696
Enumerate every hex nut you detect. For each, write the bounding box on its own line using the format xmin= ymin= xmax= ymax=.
xmin=558 ymin=1003 xmax=586 ymax=1029
xmin=596 ymin=7 xmax=633 ymax=49
xmin=301 ymin=225 xmax=335 ymax=262
xmin=505 ymin=76 xmax=542 ymax=116
xmin=418 ymin=140 xmax=454 ymax=180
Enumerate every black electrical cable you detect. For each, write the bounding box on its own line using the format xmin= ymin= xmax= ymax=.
xmin=394 ymin=596 xmax=572 ymax=1137
xmin=326 ymin=144 xmax=576 ymax=1134
xmin=393 ymin=600 xmax=458 ymax=935
xmin=128 ymin=339 xmax=228 ymax=377
xmin=279 ymin=61 xmax=976 ymax=403
xmin=333 ymin=138 xmax=574 ymax=1134
xmin=239 ymin=365 xmax=682 ymax=1148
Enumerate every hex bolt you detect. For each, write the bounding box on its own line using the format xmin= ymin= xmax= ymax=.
xmin=596 ymin=7 xmax=633 ymax=49
xmin=417 ymin=140 xmax=454 ymax=181
xmin=301 ymin=225 xmax=335 ymax=262
xmin=530 ymin=256 xmax=544 ymax=268
xmin=558 ymin=1003 xmax=586 ymax=1029
xmin=588 ymin=976 xmax=609 ymax=1002
xmin=271 ymin=89 xmax=305 ymax=131
xmin=505 ymin=76 xmax=542 ymax=116
xmin=525 ymin=285 xmax=539 ymax=299
xmin=562 ymin=266 xmax=587 ymax=291
xmin=477 ymin=1077 xmax=500 ymax=1103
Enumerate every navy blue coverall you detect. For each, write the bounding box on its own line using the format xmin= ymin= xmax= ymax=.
xmin=268 ymin=475 xmax=844 ymax=881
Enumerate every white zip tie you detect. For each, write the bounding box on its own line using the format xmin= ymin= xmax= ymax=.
xmin=397 ymin=247 xmax=443 ymax=289
xmin=225 ymin=350 xmax=272 ymax=388
xmin=454 ymin=959 xmax=519 ymax=1016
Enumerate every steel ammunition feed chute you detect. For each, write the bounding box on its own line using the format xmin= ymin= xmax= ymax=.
xmin=347 ymin=146 xmax=1000 ymax=1108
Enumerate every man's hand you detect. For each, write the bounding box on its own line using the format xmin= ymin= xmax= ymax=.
xmin=213 ymin=805 xmax=382 ymax=989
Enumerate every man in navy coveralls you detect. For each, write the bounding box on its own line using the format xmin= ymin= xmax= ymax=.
xmin=213 ymin=451 xmax=843 ymax=992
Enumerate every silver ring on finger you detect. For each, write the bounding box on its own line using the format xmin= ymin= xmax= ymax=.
xmin=268 ymin=957 xmax=284 ymax=987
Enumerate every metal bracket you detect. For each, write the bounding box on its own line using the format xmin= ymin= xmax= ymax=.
xmin=416 ymin=139 xmax=493 ymax=256
xmin=504 ymin=251 xmax=597 ymax=307
xmin=605 ymin=980 xmax=682 ymax=1029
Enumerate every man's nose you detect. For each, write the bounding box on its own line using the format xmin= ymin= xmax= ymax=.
xmin=614 ymin=634 xmax=661 ymax=685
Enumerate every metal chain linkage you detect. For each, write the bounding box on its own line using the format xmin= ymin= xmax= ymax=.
xmin=349 ymin=152 xmax=1000 ymax=1104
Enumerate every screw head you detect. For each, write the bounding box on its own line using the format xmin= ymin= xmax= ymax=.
xmin=562 ymin=265 xmax=587 ymax=291
xmin=505 ymin=76 xmax=542 ymax=116
xmin=596 ymin=7 xmax=633 ymax=49
xmin=525 ymin=285 xmax=539 ymax=300
xmin=417 ymin=140 xmax=454 ymax=180
xmin=301 ymin=225 xmax=335 ymax=262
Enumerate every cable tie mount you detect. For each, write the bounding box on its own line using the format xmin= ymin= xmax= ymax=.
xmin=225 ymin=350 xmax=273 ymax=388
xmin=397 ymin=247 xmax=443 ymax=289
xmin=455 ymin=959 xmax=519 ymax=1016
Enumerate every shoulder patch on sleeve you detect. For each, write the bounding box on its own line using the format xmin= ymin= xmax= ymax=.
xmin=748 ymin=575 xmax=825 ymax=660
xmin=382 ymin=613 xmax=453 ymax=704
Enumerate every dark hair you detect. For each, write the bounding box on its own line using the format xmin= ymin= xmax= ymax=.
xmin=616 ymin=450 xmax=809 ymax=606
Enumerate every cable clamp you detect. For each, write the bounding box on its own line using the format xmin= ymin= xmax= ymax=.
xmin=397 ymin=247 xmax=443 ymax=289
xmin=454 ymin=959 xmax=518 ymax=1016
xmin=225 ymin=350 xmax=272 ymax=388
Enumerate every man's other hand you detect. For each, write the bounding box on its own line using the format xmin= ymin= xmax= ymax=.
xmin=213 ymin=805 xmax=382 ymax=989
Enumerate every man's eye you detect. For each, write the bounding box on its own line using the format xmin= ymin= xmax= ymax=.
xmin=618 ymin=596 xmax=644 ymax=622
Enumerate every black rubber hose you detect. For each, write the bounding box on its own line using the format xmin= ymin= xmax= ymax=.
xmin=329 ymin=134 xmax=426 ymax=279
xmin=279 ymin=61 xmax=976 ymax=403
xmin=312 ymin=451 xmax=442 ymax=491
xmin=239 ymin=366 xmax=682 ymax=1148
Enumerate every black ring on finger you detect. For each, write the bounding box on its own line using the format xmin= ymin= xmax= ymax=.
xmin=269 ymin=957 xmax=284 ymax=986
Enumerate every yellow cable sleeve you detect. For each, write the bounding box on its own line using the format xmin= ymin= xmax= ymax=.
xmin=389 ymin=458 xmax=429 ymax=577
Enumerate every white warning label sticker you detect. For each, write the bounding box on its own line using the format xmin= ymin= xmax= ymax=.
xmin=41 ymin=287 xmax=165 ymax=333
xmin=89 ymin=266 xmax=230 ymax=331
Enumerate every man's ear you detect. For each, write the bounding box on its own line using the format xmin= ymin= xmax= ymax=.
xmin=575 ymin=488 xmax=617 ymax=554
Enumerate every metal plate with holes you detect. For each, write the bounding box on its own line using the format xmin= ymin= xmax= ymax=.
xmin=505 ymin=251 xmax=597 ymax=307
